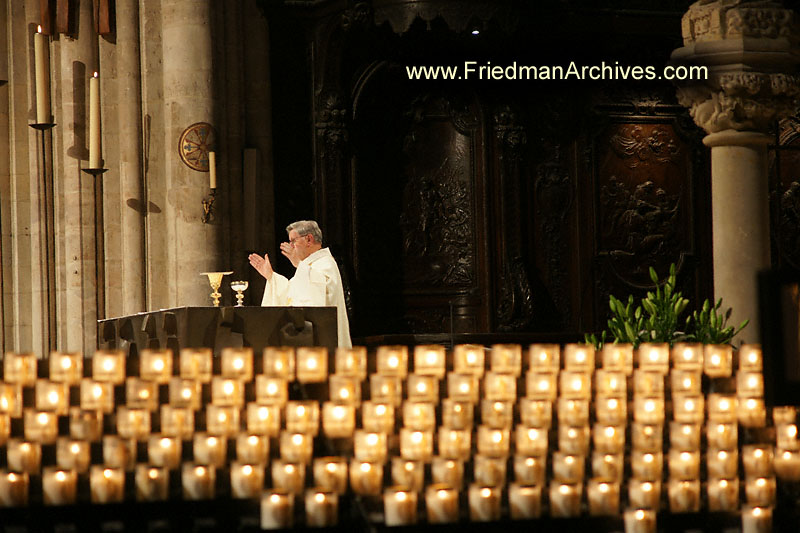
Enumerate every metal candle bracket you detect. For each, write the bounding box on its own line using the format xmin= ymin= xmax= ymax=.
xmin=202 ymin=188 xmax=217 ymax=224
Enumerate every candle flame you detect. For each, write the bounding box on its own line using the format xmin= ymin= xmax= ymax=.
xmin=93 ymin=72 xmax=98 ymax=78
xmin=38 ymin=25 xmax=42 ymax=34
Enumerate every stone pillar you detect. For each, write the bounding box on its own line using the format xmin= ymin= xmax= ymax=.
xmin=161 ymin=0 xmax=222 ymax=306
xmin=671 ymin=0 xmax=800 ymax=343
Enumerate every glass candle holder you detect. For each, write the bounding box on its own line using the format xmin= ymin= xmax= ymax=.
xmin=432 ymin=457 xmax=464 ymax=487
xmin=624 ymin=509 xmax=657 ymax=533
xmin=529 ymin=343 xmax=560 ymax=371
xmin=211 ymin=377 xmax=244 ymax=407
xmin=469 ymin=484 xmax=502 ymax=522
xmin=601 ymin=344 xmax=633 ymax=375
xmin=182 ymin=464 xmax=216 ymax=500
xmin=592 ymin=452 xmax=623 ymax=482
xmin=737 ymin=371 xmax=764 ymax=397
xmin=414 ymin=345 xmax=446 ymax=378
xmin=384 ymin=486 xmax=418 ymax=526
xmin=557 ymin=398 xmax=590 ymax=426
xmin=595 ymin=395 xmax=627 ymax=425
xmin=236 ymin=434 xmax=269 ymax=465
xmin=426 ymin=484 xmax=459 ymax=523
xmin=739 ymin=397 xmax=767 ymax=427
xmin=669 ymin=422 xmax=701 ymax=450
xmin=102 ymin=436 xmax=136 ymax=470
xmin=335 ymin=346 xmax=367 ymax=379
xmin=593 ymin=424 xmax=625 ymax=454
xmin=742 ymin=506 xmax=772 ymax=533
xmin=668 ymin=449 xmax=701 ymax=479
xmin=595 ymin=370 xmax=626 ymax=396
xmin=160 ymin=405 xmax=195 ymax=439
xmin=708 ymin=394 xmax=737 ymax=423
xmin=407 ymin=374 xmax=438 ymax=403
xmin=484 ymin=372 xmax=516 ymax=402
xmin=148 ymin=435 xmax=181 ymax=469
xmin=707 ymin=448 xmax=738 ymax=479
xmin=349 ymin=459 xmax=383 ymax=495
xmin=403 ymin=401 xmax=436 ymax=431
xmin=631 ymin=451 xmax=663 ymax=480
xmin=638 ymin=343 xmax=670 ymax=374
xmin=743 ymin=446 xmax=773 ymax=478
xmin=280 ymin=431 xmax=314 ymax=464
xmin=633 ymin=370 xmax=664 ymax=395
xmin=549 ymin=482 xmax=582 ymax=518
xmin=247 ymin=403 xmax=281 ymax=437
xmin=474 ymin=454 xmax=507 ymax=486
xmin=564 ymin=344 xmax=594 ymax=372
xmin=55 ymin=438 xmax=89 ymax=472
xmin=633 ymin=396 xmax=665 ymax=424
xmin=526 ymin=371 xmax=557 ymax=401
xmin=193 ymin=433 xmax=228 ymax=467
xmin=558 ymin=425 xmax=590 ymax=455
xmin=508 ymin=483 xmax=542 ymax=519
xmin=477 ymin=426 xmax=510 ymax=457
xmin=329 ymin=374 xmax=361 ymax=404
xmin=305 ymin=489 xmax=338 ymax=527
xmin=125 ymin=377 xmax=157 ymax=410
xmin=376 ymin=346 xmax=408 ymax=377
xmin=514 ymin=455 xmax=546 ymax=485
xmin=263 ymin=347 xmax=295 ymax=380
xmin=441 ymin=399 xmax=473 ymax=430
xmin=4 ymin=353 xmax=37 ymax=385
xmin=255 ymin=376 xmax=288 ymax=406
xmin=50 ymin=352 xmax=83 ymax=385
xmin=140 ymin=349 xmax=173 ymax=383
xmin=135 ymin=465 xmax=168 ymax=502
xmin=439 ymin=428 xmax=471 ymax=460
xmin=708 ymin=478 xmax=739 ymax=511
xmin=515 ymin=426 xmax=548 ymax=457
xmin=179 ymin=348 xmax=213 ymax=382
xmin=361 ymin=401 xmax=394 ymax=433
xmin=672 ymin=342 xmax=703 ymax=371
xmin=776 ymin=423 xmax=798 ymax=449
xmin=272 ymin=460 xmax=306 ymax=495
xmin=704 ymin=345 xmax=733 ymax=378
xmin=369 ymin=375 xmax=402 ymax=407
xmin=6 ymin=440 xmax=41 ymax=474
xmin=24 ymin=410 xmax=58 ymax=443
xmin=739 ymin=345 xmax=763 ymax=371
xmin=221 ymin=347 xmax=253 ymax=381
xmin=552 ymin=451 xmax=585 ymax=482
xmin=391 ymin=458 xmax=424 ymax=491
xmin=296 ymin=347 xmax=328 ymax=383
xmin=559 ymin=371 xmax=591 ymax=399
xmin=90 ymin=466 xmax=125 ymax=503
xmin=482 ymin=400 xmax=514 ymax=429
xmin=286 ymin=401 xmax=320 ymax=436
xmin=313 ymin=457 xmax=348 ymax=494
xmin=261 ymin=490 xmax=294 ymax=529
xmin=117 ymin=407 xmax=150 ymax=440
xmin=668 ymin=479 xmax=700 ymax=512
xmin=453 ymin=344 xmax=485 ymax=376
xmin=491 ymin=344 xmax=522 ymax=376
xmin=587 ymin=479 xmax=619 ymax=516
xmin=707 ymin=422 xmax=737 ymax=449
xmin=354 ymin=430 xmax=387 ymax=463
xmin=628 ymin=479 xmax=661 ymax=510
xmin=631 ymin=422 xmax=663 ymax=451
xmin=671 ymin=370 xmax=702 ymax=395
xmin=0 ymin=471 xmax=29 ymax=507
xmin=745 ymin=477 xmax=776 ymax=507
xmin=519 ymin=398 xmax=552 ymax=428
xmin=774 ymin=449 xmax=800 ymax=481
xmin=35 ymin=380 xmax=68 ymax=415
xmin=42 ymin=467 xmax=77 ymax=505
xmin=322 ymin=402 xmax=356 ymax=438
xmin=447 ymin=373 xmax=479 ymax=404
xmin=400 ymin=429 xmax=434 ymax=461
xmin=168 ymin=377 xmax=201 ymax=410
xmin=0 ymin=384 xmax=21 ymax=418
xmin=230 ymin=462 xmax=264 ymax=499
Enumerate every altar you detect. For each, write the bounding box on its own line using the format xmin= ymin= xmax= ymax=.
xmin=97 ymin=306 xmax=339 ymax=357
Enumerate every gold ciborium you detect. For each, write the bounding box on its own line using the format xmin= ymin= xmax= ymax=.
xmin=201 ymin=271 xmax=234 ymax=306
xmin=230 ymin=280 xmax=249 ymax=307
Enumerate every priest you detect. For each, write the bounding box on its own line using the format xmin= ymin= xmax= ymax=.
xmin=248 ymin=220 xmax=352 ymax=348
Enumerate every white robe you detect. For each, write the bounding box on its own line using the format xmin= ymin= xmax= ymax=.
xmin=260 ymin=247 xmax=352 ymax=348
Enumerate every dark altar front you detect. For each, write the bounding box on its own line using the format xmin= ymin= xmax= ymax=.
xmin=97 ymin=306 xmax=339 ymax=356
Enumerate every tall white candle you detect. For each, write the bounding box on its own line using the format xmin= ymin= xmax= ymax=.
xmin=208 ymin=151 xmax=217 ymax=189
xmin=34 ymin=26 xmax=50 ymax=124
xmin=89 ymin=72 xmax=101 ymax=168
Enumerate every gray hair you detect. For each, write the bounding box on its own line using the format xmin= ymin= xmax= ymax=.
xmin=286 ymin=220 xmax=323 ymax=244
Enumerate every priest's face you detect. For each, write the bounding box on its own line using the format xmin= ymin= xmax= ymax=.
xmin=288 ymin=230 xmax=314 ymax=260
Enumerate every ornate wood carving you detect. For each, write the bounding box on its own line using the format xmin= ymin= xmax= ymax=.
xmin=771 ymin=115 xmax=800 ymax=270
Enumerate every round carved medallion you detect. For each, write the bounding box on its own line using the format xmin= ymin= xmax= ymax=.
xmin=178 ymin=122 xmax=216 ymax=171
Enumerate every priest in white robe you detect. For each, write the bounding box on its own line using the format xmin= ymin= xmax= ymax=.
xmin=248 ymin=220 xmax=352 ymax=348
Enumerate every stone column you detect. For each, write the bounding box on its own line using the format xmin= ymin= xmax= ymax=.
xmin=161 ymin=0 xmax=222 ymax=306
xmin=671 ymin=0 xmax=800 ymax=343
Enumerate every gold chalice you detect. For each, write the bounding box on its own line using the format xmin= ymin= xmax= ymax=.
xmin=230 ymin=280 xmax=249 ymax=307
xmin=201 ymin=271 xmax=234 ymax=306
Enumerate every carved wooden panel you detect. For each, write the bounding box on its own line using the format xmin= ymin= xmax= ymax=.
xmin=770 ymin=116 xmax=800 ymax=272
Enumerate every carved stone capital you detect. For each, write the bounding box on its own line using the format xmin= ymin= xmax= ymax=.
xmin=672 ymin=0 xmax=800 ymax=134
